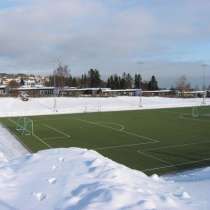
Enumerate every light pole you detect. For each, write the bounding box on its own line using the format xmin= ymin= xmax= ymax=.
xmin=138 ymin=76 xmax=143 ymax=107
xmin=201 ymin=64 xmax=208 ymax=105
xmin=53 ymin=58 xmax=61 ymax=112
xmin=202 ymin=64 xmax=208 ymax=90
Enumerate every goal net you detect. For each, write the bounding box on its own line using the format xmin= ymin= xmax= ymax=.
xmin=16 ymin=117 xmax=34 ymax=135
xmin=192 ymin=105 xmax=210 ymax=118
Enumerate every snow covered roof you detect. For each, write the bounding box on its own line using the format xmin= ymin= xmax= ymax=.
xmin=15 ymin=86 xmax=54 ymax=90
xmin=0 ymin=85 xmax=7 ymax=89
xmin=62 ymin=88 xmax=111 ymax=91
xmin=182 ymin=90 xmax=206 ymax=94
xmin=102 ymin=89 xmax=172 ymax=93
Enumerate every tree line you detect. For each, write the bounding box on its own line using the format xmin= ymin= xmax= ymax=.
xmin=46 ymin=65 xmax=159 ymax=90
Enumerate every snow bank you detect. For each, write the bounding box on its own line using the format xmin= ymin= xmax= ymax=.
xmin=165 ymin=167 xmax=210 ymax=210
xmin=0 ymin=96 xmax=209 ymax=117
xmin=0 ymin=125 xmax=28 ymax=162
xmin=0 ymin=147 xmax=199 ymax=210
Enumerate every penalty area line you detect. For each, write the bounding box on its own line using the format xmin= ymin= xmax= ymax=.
xmin=32 ymin=133 xmax=52 ymax=149
xmin=137 ymin=150 xmax=171 ymax=165
xmin=95 ymin=141 xmax=159 ymax=151
xmin=143 ymin=140 xmax=210 ymax=152
xmin=73 ymin=117 xmax=159 ymax=143
xmin=43 ymin=124 xmax=71 ymax=139
xmin=142 ymin=156 xmax=210 ymax=172
xmin=179 ymin=114 xmax=210 ymax=123
xmin=43 ymin=136 xmax=67 ymax=140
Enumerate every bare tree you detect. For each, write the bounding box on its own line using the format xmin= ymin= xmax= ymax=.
xmin=176 ymin=75 xmax=191 ymax=91
xmin=8 ymin=80 xmax=20 ymax=88
xmin=8 ymin=80 xmax=20 ymax=97
xmin=53 ymin=64 xmax=70 ymax=89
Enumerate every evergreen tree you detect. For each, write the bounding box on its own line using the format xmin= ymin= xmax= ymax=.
xmin=120 ymin=73 xmax=126 ymax=89
xmin=148 ymin=75 xmax=159 ymax=90
xmin=80 ymin=74 xmax=88 ymax=88
xmin=71 ymin=77 xmax=78 ymax=87
xmin=125 ymin=73 xmax=133 ymax=89
xmin=114 ymin=75 xmax=120 ymax=89
xmin=134 ymin=74 xmax=142 ymax=88
xmin=88 ymin=69 xmax=101 ymax=87
xmin=110 ymin=75 xmax=114 ymax=89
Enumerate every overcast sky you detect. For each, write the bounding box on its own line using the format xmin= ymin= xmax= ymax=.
xmin=0 ymin=0 xmax=210 ymax=87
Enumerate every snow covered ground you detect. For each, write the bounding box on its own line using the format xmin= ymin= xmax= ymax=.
xmin=0 ymin=125 xmax=28 ymax=162
xmin=0 ymin=96 xmax=209 ymax=117
xmin=0 ymin=147 xmax=209 ymax=210
xmin=0 ymin=96 xmax=210 ymax=210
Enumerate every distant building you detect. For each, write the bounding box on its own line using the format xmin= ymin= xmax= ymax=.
xmin=60 ymin=88 xmax=110 ymax=97
xmin=0 ymin=85 xmax=8 ymax=96
xmin=10 ymin=86 xmax=54 ymax=97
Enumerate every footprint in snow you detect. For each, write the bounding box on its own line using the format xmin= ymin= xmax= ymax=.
xmin=59 ymin=157 xmax=64 ymax=162
xmin=48 ymin=177 xmax=57 ymax=184
xmin=33 ymin=192 xmax=47 ymax=201
xmin=52 ymin=165 xmax=57 ymax=171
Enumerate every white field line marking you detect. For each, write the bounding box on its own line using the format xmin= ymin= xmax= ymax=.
xmin=155 ymin=109 xmax=207 ymax=120
xmin=179 ymin=114 xmax=210 ymax=123
xmin=143 ymin=156 xmax=210 ymax=172
xmin=35 ymin=118 xmax=125 ymax=131
xmin=73 ymin=117 xmax=159 ymax=143
xmin=137 ymin=150 xmax=171 ymax=165
xmin=144 ymin=140 xmax=210 ymax=152
xmin=7 ymin=118 xmax=33 ymax=153
xmin=43 ymin=136 xmax=67 ymax=140
xmin=95 ymin=141 xmax=159 ymax=151
xmin=43 ymin=124 xmax=71 ymax=139
xmin=8 ymin=118 xmax=52 ymax=149
xmin=98 ymin=121 xmax=125 ymax=131
xmin=36 ymin=117 xmax=159 ymax=143
xmin=33 ymin=133 xmax=52 ymax=148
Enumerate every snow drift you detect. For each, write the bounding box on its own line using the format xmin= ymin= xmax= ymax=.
xmin=0 ymin=147 xmax=199 ymax=210
xmin=0 ymin=125 xmax=28 ymax=162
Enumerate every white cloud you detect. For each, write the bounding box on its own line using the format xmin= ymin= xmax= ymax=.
xmin=0 ymin=0 xmax=209 ymax=87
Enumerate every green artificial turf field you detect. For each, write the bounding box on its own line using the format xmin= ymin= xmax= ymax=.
xmin=1 ymin=106 xmax=210 ymax=175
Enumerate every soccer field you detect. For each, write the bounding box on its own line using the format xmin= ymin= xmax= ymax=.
xmin=1 ymin=106 xmax=210 ymax=175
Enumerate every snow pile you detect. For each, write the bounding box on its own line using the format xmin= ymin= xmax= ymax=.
xmin=0 ymin=96 xmax=209 ymax=117
xmin=0 ymin=125 xmax=28 ymax=162
xmin=166 ymin=167 xmax=210 ymax=209
xmin=0 ymin=147 xmax=205 ymax=210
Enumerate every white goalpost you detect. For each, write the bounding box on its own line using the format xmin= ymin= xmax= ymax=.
xmin=192 ymin=107 xmax=199 ymax=118
xmin=192 ymin=105 xmax=210 ymax=118
xmin=16 ymin=117 xmax=34 ymax=135
xmin=201 ymin=91 xmax=207 ymax=105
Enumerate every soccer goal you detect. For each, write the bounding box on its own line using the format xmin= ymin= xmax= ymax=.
xmin=192 ymin=105 xmax=210 ymax=118
xmin=16 ymin=117 xmax=34 ymax=135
